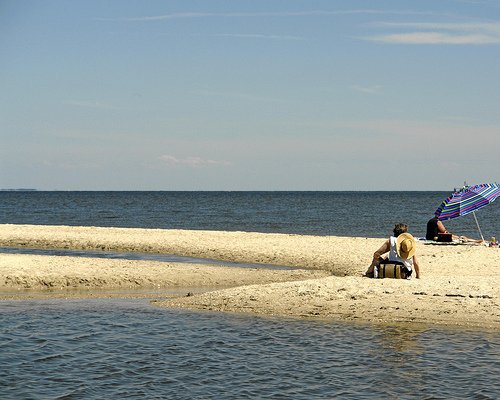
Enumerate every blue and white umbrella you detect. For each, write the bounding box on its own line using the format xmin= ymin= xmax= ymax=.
xmin=435 ymin=182 xmax=500 ymax=241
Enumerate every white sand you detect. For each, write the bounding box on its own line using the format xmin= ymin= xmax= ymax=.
xmin=0 ymin=224 xmax=498 ymax=329
xmin=0 ymin=253 xmax=327 ymax=293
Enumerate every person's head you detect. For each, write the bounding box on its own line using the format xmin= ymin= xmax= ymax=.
xmin=393 ymin=223 xmax=408 ymax=237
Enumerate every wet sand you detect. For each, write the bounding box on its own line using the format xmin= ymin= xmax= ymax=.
xmin=0 ymin=253 xmax=327 ymax=295
xmin=0 ymin=224 xmax=498 ymax=329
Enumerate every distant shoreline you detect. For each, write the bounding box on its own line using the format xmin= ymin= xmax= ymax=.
xmin=0 ymin=189 xmax=451 ymax=192
xmin=1 ymin=188 xmax=37 ymax=191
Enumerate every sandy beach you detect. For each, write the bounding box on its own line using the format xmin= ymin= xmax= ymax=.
xmin=0 ymin=224 xmax=498 ymax=329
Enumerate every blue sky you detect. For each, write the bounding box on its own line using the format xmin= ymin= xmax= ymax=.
xmin=1 ymin=0 xmax=499 ymax=190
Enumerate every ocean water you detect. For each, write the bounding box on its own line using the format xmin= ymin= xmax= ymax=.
xmin=1 ymin=191 xmax=499 ymax=239
xmin=0 ymin=192 xmax=499 ymax=398
xmin=0 ymin=299 xmax=498 ymax=400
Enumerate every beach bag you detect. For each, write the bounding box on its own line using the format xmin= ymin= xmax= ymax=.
xmin=377 ymin=260 xmax=410 ymax=279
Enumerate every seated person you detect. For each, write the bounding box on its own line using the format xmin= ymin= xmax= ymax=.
xmin=426 ymin=216 xmax=448 ymax=241
xmin=365 ymin=223 xmax=420 ymax=279
xmin=426 ymin=216 xmax=482 ymax=243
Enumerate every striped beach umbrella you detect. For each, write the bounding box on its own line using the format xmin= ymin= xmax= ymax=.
xmin=435 ymin=182 xmax=500 ymax=241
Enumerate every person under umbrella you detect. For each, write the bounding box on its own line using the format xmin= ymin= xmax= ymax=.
xmin=426 ymin=216 xmax=483 ymax=244
xmin=431 ymin=182 xmax=500 ymax=244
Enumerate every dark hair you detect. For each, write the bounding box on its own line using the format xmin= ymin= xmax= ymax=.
xmin=393 ymin=223 xmax=408 ymax=237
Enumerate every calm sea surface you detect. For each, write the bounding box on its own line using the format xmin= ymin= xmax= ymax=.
xmin=1 ymin=191 xmax=499 ymax=238
xmin=0 ymin=192 xmax=499 ymax=399
xmin=0 ymin=299 xmax=498 ymax=400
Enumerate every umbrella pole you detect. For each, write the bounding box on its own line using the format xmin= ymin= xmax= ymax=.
xmin=472 ymin=211 xmax=485 ymax=242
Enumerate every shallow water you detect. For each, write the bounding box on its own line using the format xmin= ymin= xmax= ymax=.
xmin=0 ymin=247 xmax=292 ymax=270
xmin=0 ymin=299 xmax=498 ymax=399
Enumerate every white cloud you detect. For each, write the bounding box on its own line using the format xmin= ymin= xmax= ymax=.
xmin=159 ymin=155 xmax=231 ymax=168
xmin=370 ymin=32 xmax=500 ymax=44
xmin=377 ymin=22 xmax=500 ymax=33
xmin=351 ymin=84 xmax=383 ymax=94
xmin=366 ymin=21 xmax=500 ymax=45
xmin=95 ymin=9 xmax=436 ymax=22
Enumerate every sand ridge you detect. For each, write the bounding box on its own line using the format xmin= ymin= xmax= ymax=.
xmin=0 ymin=224 xmax=498 ymax=329
xmin=0 ymin=253 xmax=328 ymax=292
